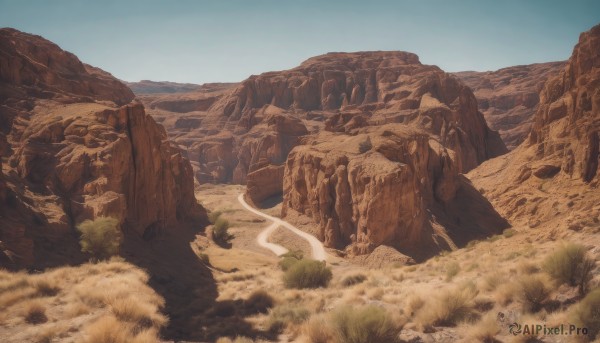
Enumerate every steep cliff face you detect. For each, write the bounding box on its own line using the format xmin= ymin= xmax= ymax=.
xmin=282 ymin=124 xmax=508 ymax=260
xmin=468 ymin=24 xmax=600 ymax=234
xmin=199 ymin=51 xmax=506 ymax=181
xmin=0 ymin=29 xmax=204 ymax=269
xmin=454 ymin=62 xmax=565 ymax=150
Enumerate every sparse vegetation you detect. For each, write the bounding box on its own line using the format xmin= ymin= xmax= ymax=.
xmin=330 ymin=305 xmax=402 ymax=343
xmin=341 ymin=274 xmax=367 ymax=287
xmin=76 ymin=217 xmax=122 ymax=261
xmin=503 ymin=228 xmax=517 ymax=238
xmin=23 ymin=300 xmax=47 ymax=324
xmin=417 ymin=284 xmax=477 ymax=327
xmin=279 ymin=250 xmax=304 ymax=271
xmin=543 ymin=242 xmax=595 ymax=295
xmin=244 ymin=290 xmax=275 ymax=314
xmin=570 ymin=288 xmax=600 ymax=340
xmin=213 ymin=217 xmax=234 ymax=246
xmin=518 ymin=275 xmax=551 ymax=312
xmin=464 ymin=313 xmax=500 ymax=342
xmin=283 ymin=259 xmax=332 ymax=289
xmin=267 ymin=304 xmax=310 ymax=333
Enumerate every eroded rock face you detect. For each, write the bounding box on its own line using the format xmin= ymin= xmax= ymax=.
xmin=0 ymin=29 xmax=204 ymax=268
xmin=454 ymin=62 xmax=565 ymax=150
xmin=282 ymin=124 xmax=509 ymax=260
xmin=468 ymin=24 xmax=600 ymax=234
xmin=202 ymin=51 xmax=506 ymax=177
xmin=529 ymin=25 xmax=600 ymax=183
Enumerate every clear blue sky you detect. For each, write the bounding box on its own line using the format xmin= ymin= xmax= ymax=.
xmin=1 ymin=0 xmax=598 ymax=84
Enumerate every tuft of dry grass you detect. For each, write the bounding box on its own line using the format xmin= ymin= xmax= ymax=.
xmin=23 ymin=300 xmax=48 ymax=324
xmin=304 ymin=314 xmax=335 ymax=343
xmin=518 ymin=275 xmax=552 ymax=313
xmin=463 ymin=313 xmax=500 ymax=342
xmin=416 ymin=284 xmax=478 ymax=327
xmin=244 ymin=289 xmax=275 ymax=314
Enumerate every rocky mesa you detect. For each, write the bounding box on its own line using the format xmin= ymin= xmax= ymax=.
xmin=0 ymin=28 xmax=205 ymax=269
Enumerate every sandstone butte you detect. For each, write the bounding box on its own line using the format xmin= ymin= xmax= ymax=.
xmin=134 ymin=51 xmax=511 ymax=261
xmin=454 ymin=61 xmax=566 ymax=150
xmin=0 ymin=28 xmax=206 ymax=269
xmin=468 ymin=24 xmax=600 ymax=236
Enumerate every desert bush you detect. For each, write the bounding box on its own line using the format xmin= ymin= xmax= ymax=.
xmin=341 ymin=274 xmax=367 ymax=287
xmin=76 ymin=217 xmax=122 ymax=261
xmin=279 ymin=250 xmax=303 ymax=271
xmin=570 ymin=288 xmax=600 ymax=340
xmin=445 ymin=261 xmax=461 ymax=281
xmin=244 ymin=290 xmax=274 ymax=314
xmin=465 ymin=313 xmax=500 ymax=342
xmin=109 ymin=296 xmax=167 ymax=330
xmin=267 ymin=304 xmax=310 ymax=333
xmin=213 ymin=217 xmax=233 ymax=246
xmin=358 ymin=136 xmax=373 ymax=153
xmin=543 ymin=243 xmax=595 ymax=295
xmin=518 ymin=275 xmax=551 ymax=312
xmin=23 ymin=300 xmax=47 ymax=324
xmin=283 ymin=259 xmax=332 ymax=289
xmin=330 ymin=305 xmax=402 ymax=343
xmin=417 ymin=284 xmax=477 ymax=327
xmin=208 ymin=210 xmax=223 ymax=224
xmin=304 ymin=314 xmax=334 ymax=343
xmin=483 ymin=273 xmax=503 ymax=292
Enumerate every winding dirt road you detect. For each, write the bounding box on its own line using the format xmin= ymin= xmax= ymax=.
xmin=237 ymin=193 xmax=327 ymax=261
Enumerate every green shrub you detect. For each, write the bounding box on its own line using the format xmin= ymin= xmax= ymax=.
xmin=570 ymin=289 xmax=600 ymax=340
xmin=519 ymin=275 xmax=551 ymax=312
xmin=278 ymin=250 xmax=303 ymax=271
xmin=76 ymin=217 xmax=122 ymax=261
xmin=267 ymin=305 xmax=310 ymax=333
xmin=445 ymin=261 xmax=461 ymax=282
xmin=330 ymin=305 xmax=401 ymax=343
xmin=543 ymin=243 xmax=595 ymax=295
xmin=341 ymin=274 xmax=367 ymax=287
xmin=358 ymin=136 xmax=372 ymax=153
xmin=283 ymin=259 xmax=332 ymax=289
xmin=213 ymin=217 xmax=233 ymax=246
xmin=244 ymin=290 xmax=274 ymax=314
xmin=208 ymin=210 xmax=223 ymax=224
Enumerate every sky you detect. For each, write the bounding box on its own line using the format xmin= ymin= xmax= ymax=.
xmin=0 ymin=0 xmax=598 ymax=84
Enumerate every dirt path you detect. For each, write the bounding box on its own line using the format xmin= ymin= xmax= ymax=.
xmin=237 ymin=193 xmax=327 ymax=261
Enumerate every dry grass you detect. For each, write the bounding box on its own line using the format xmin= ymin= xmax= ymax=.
xmin=463 ymin=313 xmax=500 ymax=342
xmin=304 ymin=314 xmax=334 ymax=343
xmin=0 ymin=260 xmax=166 ymax=342
xmin=416 ymin=283 xmax=478 ymax=327
xmin=22 ymin=300 xmax=47 ymax=324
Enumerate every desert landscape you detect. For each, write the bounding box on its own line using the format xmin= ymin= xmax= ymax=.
xmin=0 ymin=2 xmax=599 ymax=343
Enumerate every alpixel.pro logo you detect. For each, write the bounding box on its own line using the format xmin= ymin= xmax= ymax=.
xmin=509 ymin=322 xmax=589 ymax=336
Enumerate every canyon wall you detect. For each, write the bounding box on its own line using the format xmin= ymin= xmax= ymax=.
xmin=0 ymin=28 xmax=205 ymax=268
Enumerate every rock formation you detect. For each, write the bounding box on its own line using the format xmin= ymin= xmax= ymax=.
xmin=468 ymin=24 xmax=600 ymax=234
xmin=454 ymin=62 xmax=565 ymax=150
xmin=0 ymin=28 xmax=205 ymax=269
xmin=282 ymin=124 xmax=509 ymax=260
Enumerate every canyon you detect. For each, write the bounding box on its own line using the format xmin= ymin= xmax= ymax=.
xmin=1 ymin=19 xmax=599 ymax=343
xmin=0 ymin=28 xmax=206 ymax=269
